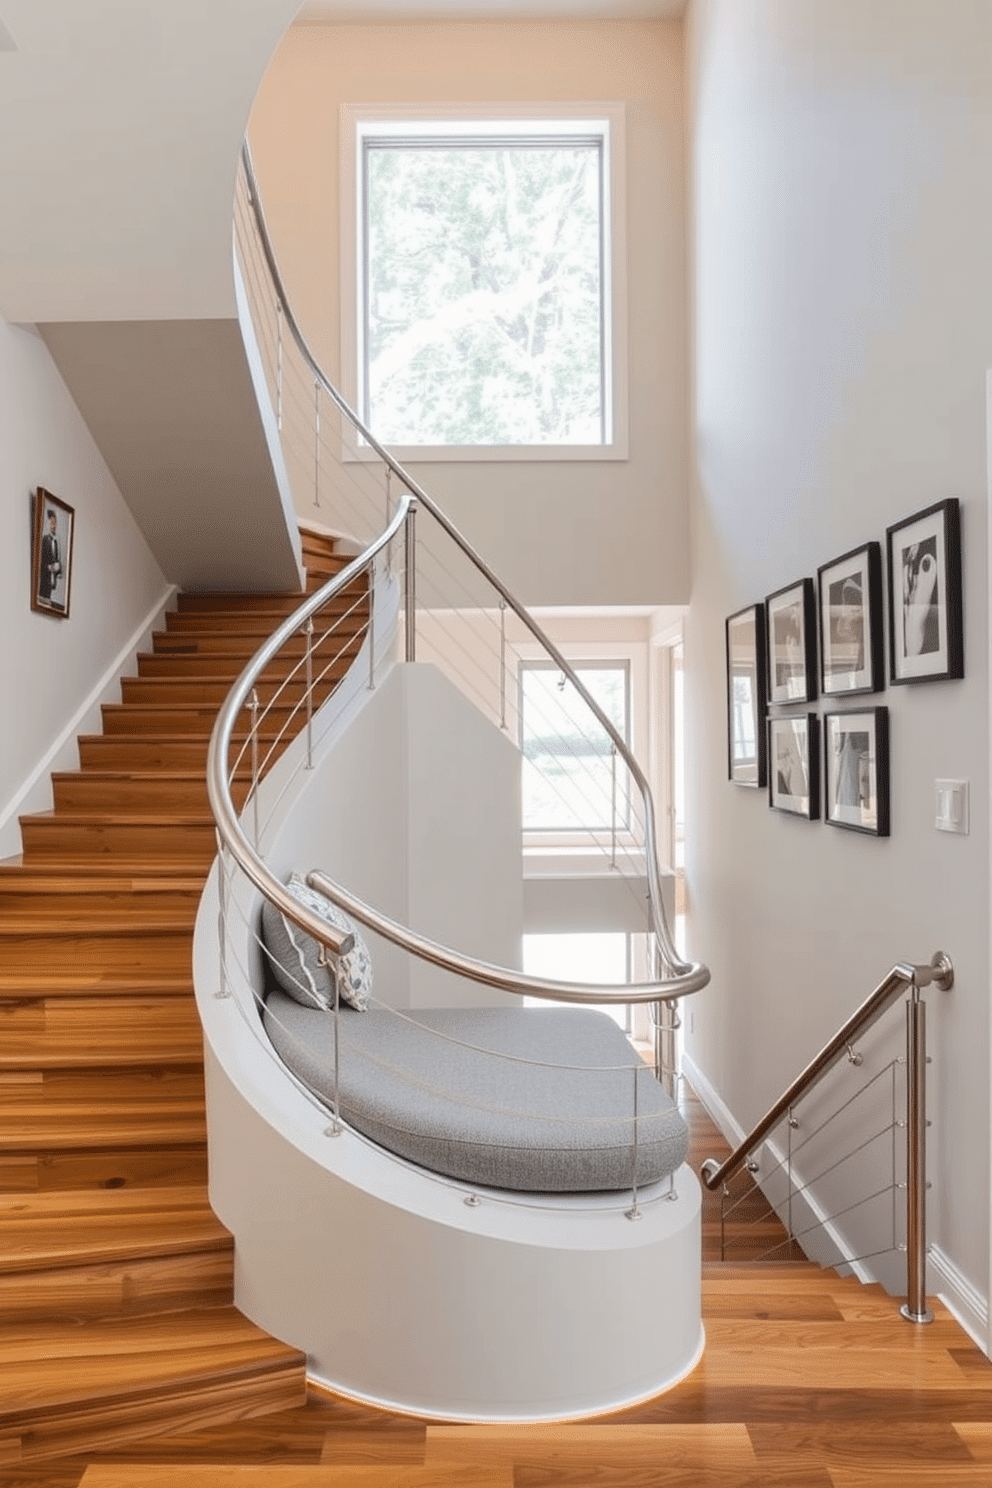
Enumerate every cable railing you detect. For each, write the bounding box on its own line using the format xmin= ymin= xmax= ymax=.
xmin=222 ymin=137 xmax=708 ymax=1018
xmin=700 ymin=953 xmax=953 ymax=1322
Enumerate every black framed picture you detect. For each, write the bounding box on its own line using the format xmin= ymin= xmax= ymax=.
xmin=886 ymin=498 xmax=963 ymax=684
xmin=766 ymin=578 xmax=817 ymax=705
xmin=726 ymin=605 xmax=767 ymax=787
xmin=824 ymin=707 xmax=889 ymax=837
xmin=768 ymin=713 xmax=819 ymax=820
xmin=30 ymin=488 xmax=75 ymax=619
xmin=817 ymin=542 xmax=883 ymax=697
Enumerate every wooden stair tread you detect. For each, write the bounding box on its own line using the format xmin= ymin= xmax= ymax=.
xmin=1 ymin=1188 xmax=229 ymax=1272
xmin=0 ymin=995 xmax=203 ymax=1067
xmin=0 ymin=868 xmax=204 ymax=890
xmin=0 ymin=907 xmax=197 ymax=928
xmin=0 ymin=971 xmax=193 ymax=993
xmin=0 ymin=1306 xmax=305 ymax=1418
xmin=21 ymin=810 xmax=216 ymax=826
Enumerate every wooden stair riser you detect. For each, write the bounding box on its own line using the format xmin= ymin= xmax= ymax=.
xmin=162 ymin=599 xmax=362 ymax=634
xmin=0 ymin=997 xmax=203 ymax=1068
xmin=0 ymin=1311 xmax=306 ymax=1465
xmin=119 ymin=666 xmax=356 ymax=709
xmin=51 ymin=774 xmax=248 ymax=816
xmin=0 ymin=880 xmax=201 ymax=918
xmin=152 ymin=616 xmax=367 ymax=656
xmin=175 ymin=589 xmax=334 ymax=614
xmin=1 ymin=1144 xmax=209 ymax=1195
xmin=133 ymin=645 xmax=362 ymax=681
xmin=0 ymin=1248 xmax=234 ymax=1325
xmin=1 ymin=1189 xmax=231 ymax=1273
xmin=100 ymin=703 xmax=298 ymax=739
xmin=19 ymin=817 xmax=217 ymax=864
xmin=0 ymin=1081 xmax=207 ymax=1153
xmin=78 ymin=736 xmax=221 ymax=772
xmin=0 ymin=930 xmax=193 ymax=976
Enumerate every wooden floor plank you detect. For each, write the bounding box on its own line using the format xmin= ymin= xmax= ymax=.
xmin=425 ymin=1421 xmax=756 ymax=1470
xmin=79 ymin=1470 xmax=511 ymax=1487
xmin=953 ymin=1422 xmax=992 ymax=1460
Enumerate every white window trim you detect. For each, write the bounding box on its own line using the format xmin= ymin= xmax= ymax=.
xmin=340 ymin=101 xmax=629 ymax=463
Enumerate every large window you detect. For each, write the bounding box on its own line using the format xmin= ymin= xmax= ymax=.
xmin=342 ymin=105 xmax=627 ymax=459
xmin=520 ymin=661 xmax=630 ymax=833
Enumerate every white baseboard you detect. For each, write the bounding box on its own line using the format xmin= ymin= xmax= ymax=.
xmin=681 ymin=1051 xmax=746 ymax=1149
xmin=930 ymin=1244 xmax=990 ymax=1355
xmin=0 ymin=584 xmax=177 ymax=859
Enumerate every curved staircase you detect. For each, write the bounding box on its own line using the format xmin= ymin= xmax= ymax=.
xmin=0 ymin=530 xmax=364 ymax=1467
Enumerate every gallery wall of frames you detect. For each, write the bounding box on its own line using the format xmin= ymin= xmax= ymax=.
xmin=726 ymin=498 xmax=963 ymax=838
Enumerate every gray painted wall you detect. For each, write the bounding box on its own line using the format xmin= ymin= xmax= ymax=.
xmin=684 ymin=0 xmax=992 ymax=1327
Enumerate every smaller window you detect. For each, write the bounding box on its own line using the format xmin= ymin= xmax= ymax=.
xmin=519 ymin=661 xmax=630 ymax=833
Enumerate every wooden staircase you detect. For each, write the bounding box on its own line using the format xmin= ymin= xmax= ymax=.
xmin=0 ymin=531 xmax=367 ymax=1466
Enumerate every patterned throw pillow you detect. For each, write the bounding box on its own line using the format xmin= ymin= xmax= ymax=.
xmin=260 ymin=872 xmax=372 ymax=1011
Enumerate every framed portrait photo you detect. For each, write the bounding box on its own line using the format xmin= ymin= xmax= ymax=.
xmin=30 ymin=488 xmax=75 ymax=619
xmin=817 ymin=542 xmax=883 ymax=697
xmin=824 ymin=708 xmax=889 ymax=837
xmin=766 ymin=578 xmax=817 ymax=705
xmin=726 ymin=604 xmax=767 ymax=787
xmin=886 ymin=498 xmax=963 ymax=684
xmin=768 ymin=713 xmax=819 ymax=820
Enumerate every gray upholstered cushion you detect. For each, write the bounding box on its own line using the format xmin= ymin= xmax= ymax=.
xmin=262 ymin=998 xmax=688 ymax=1193
xmin=260 ymin=873 xmax=372 ymax=1011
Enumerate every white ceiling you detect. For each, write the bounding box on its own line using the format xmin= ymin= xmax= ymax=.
xmin=297 ymin=0 xmax=686 ymax=20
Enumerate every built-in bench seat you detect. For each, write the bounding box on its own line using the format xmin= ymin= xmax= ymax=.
xmin=262 ymin=995 xmax=689 ymax=1193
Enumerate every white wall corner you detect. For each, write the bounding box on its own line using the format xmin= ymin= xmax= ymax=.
xmin=0 ymin=583 xmax=177 ymax=860
xmin=930 ymin=1243 xmax=990 ymax=1357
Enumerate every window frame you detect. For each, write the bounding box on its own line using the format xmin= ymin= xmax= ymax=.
xmin=340 ymin=101 xmax=629 ymax=462
xmin=518 ymin=657 xmax=633 ymax=837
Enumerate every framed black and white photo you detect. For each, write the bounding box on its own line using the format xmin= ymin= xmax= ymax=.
xmin=768 ymin=714 xmax=819 ymax=820
xmin=766 ymin=578 xmax=817 ymax=705
xmin=886 ymin=499 xmax=962 ymax=684
xmin=726 ymin=604 xmax=767 ymax=787
xmin=30 ymin=488 xmax=74 ymax=619
xmin=824 ymin=708 xmax=889 ymax=837
xmin=817 ymin=542 xmax=883 ymax=697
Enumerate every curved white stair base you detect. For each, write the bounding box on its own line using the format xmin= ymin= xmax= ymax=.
xmin=194 ymin=645 xmax=702 ymax=1420
xmin=203 ymin=1032 xmax=702 ymax=1422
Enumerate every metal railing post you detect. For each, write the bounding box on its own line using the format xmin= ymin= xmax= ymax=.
xmin=304 ymin=618 xmax=314 ymax=770
xmin=626 ymin=1062 xmax=641 ymax=1221
xmin=405 ymin=502 xmax=417 ymax=663
xmin=610 ymin=742 xmax=618 ymax=869
xmin=313 ymin=379 xmax=321 ymax=508
xmin=901 ymin=990 xmax=933 ymax=1323
xmin=276 ymin=301 xmax=283 ymax=430
xmin=248 ymin=688 xmax=261 ymax=851
xmin=499 ymin=599 xmax=507 ymax=730
xmin=215 ymin=836 xmax=230 ymax=999
xmin=368 ymin=559 xmax=376 ymax=690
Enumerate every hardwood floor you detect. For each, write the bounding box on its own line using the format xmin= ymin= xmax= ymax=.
xmin=5 ymin=1080 xmax=989 ymax=1487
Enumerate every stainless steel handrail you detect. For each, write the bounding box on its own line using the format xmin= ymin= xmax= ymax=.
xmin=700 ymin=951 xmax=953 ymax=1192
xmin=207 ymin=501 xmax=409 ymax=960
xmin=306 ymin=871 xmax=706 ymax=1004
xmin=238 ymin=139 xmax=706 ymax=995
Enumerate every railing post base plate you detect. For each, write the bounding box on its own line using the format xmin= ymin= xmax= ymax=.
xmin=900 ymin=1302 xmax=934 ymax=1325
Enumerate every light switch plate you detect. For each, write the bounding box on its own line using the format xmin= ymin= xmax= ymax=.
xmin=935 ymin=779 xmax=969 ymax=835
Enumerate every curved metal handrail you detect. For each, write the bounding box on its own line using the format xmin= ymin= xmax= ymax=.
xmin=700 ymin=951 xmax=953 ymax=1191
xmin=213 ymin=140 xmax=709 ymax=1008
